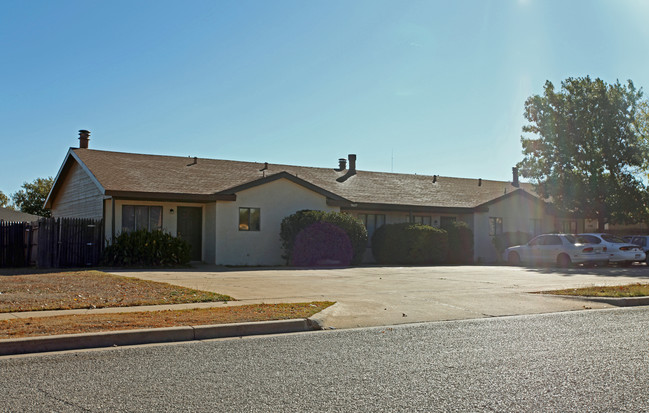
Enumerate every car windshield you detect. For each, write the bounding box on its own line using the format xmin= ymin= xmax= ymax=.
xmin=601 ymin=234 xmax=627 ymax=243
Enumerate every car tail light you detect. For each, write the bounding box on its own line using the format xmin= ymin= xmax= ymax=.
xmin=619 ymin=246 xmax=635 ymax=251
xmin=603 ymin=246 xmax=607 ymax=252
xmin=582 ymin=247 xmax=594 ymax=252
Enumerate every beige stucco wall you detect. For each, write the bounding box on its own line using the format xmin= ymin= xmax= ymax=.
xmin=214 ymin=178 xmax=338 ymax=265
xmin=51 ymin=162 xmax=103 ymax=219
xmin=473 ymin=194 xmax=553 ymax=263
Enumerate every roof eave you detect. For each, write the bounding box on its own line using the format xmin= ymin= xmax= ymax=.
xmin=105 ymin=190 xmax=236 ymax=203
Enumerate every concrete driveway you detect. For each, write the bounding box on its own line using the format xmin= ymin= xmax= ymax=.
xmin=111 ymin=265 xmax=649 ymax=329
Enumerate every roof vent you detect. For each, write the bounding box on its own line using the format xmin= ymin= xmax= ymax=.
xmin=478 ymin=178 xmax=482 ymax=187
xmin=335 ymin=158 xmax=347 ymax=172
xmin=433 ymin=175 xmax=437 ymax=184
xmin=79 ymin=130 xmax=90 ymax=149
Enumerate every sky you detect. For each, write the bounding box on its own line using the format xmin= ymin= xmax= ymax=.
xmin=2 ymin=0 xmax=649 ymax=197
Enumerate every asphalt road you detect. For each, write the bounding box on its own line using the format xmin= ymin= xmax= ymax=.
xmin=2 ymin=306 xmax=649 ymax=412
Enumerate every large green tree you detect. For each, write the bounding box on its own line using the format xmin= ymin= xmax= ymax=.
xmin=0 ymin=191 xmax=10 ymax=208
xmin=518 ymin=77 xmax=649 ymax=231
xmin=11 ymin=177 xmax=54 ymax=217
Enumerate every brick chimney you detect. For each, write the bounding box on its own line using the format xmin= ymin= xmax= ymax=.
xmin=79 ymin=130 xmax=90 ymax=149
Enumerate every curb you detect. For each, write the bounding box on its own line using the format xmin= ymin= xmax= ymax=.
xmin=0 ymin=318 xmax=322 ymax=356
xmin=542 ymin=294 xmax=649 ymax=307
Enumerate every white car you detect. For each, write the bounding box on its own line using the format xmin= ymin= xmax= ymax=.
xmin=505 ymin=234 xmax=608 ymax=267
xmin=578 ymin=233 xmax=646 ymax=266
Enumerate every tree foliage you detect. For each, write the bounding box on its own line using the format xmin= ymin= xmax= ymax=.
xmin=518 ymin=77 xmax=649 ymax=230
xmin=11 ymin=177 xmax=54 ymax=217
xmin=0 ymin=191 xmax=10 ymax=208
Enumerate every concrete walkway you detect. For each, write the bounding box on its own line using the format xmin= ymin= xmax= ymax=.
xmin=3 ymin=264 xmax=649 ymax=355
xmin=110 ymin=264 xmax=649 ymax=329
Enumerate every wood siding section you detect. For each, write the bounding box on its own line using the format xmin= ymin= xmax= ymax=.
xmin=51 ymin=162 xmax=103 ymax=219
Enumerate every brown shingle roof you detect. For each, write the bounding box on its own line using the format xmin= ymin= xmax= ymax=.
xmin=71 ymin=148 xmax=537 ymax=209
xmin=0 ymin=207 xmax=41 ymax=222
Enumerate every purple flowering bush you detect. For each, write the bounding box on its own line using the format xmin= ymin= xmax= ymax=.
xmin=292 ymin=222 xmax=354 ymax=267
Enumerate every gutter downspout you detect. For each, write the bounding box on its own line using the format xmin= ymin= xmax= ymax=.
xmin=111 ymin=197 xmax=116 ymax=244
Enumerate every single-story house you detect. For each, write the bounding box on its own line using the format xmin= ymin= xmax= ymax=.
xmin=0 ymin=206 xmax=41 ymax=223
xmin=45 ymin=130 xmax=588 ymax=265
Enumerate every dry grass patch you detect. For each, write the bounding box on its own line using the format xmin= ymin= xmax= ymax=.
xmin=542 ymin=283 xmax=649 ymax=297
xmin=0 ymin=302 xmax=334 ymax=339
xmin=0 ymin=270 xmax=232 ymax=312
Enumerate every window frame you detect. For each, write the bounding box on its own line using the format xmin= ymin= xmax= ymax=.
xmin=489 ymin=217 xmax=503 ymax=236
xmin=358 ymin=213 xmax=386 ymax=245
xmin=239 ymin=207 xmax=261 ymax=231
xmin=121 ymin=205 xmax=163 ymax=233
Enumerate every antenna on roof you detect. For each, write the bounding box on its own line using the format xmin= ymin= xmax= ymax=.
xmin=259 ymin=162 xmax=268 ymax=177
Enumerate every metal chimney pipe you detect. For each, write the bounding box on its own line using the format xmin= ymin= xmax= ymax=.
xmin=512 ymin=167 xmax=519 ymax=187
xmin=348 ymin=154 xmax=357 ymax=173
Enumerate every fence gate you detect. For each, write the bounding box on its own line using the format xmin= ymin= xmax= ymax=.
xmin=0 ymin=221 xmax=32 ymax=267
xmin=37 ymin=218 xmax=104 ymax=268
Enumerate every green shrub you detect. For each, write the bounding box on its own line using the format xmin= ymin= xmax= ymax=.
xmin=371 ymin=223 xmax=448 ymax=265
xmin=493 ymin=231 xmax=533 ymax=254
xmin=445 ymin=221 xmax=474 ymax=264
xmin=280 ymin=210 xmax=367 ymax=265
xmin=292 ymin=221 xmax=353 ymax=266
xmin=102 ymin=229 xmax=191 ymax=267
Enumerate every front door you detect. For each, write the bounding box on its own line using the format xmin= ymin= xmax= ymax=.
xmin=177 ymin=207 xmax=202 ymax=261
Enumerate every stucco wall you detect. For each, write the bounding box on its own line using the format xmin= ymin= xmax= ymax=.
xmin=214 ymin=178 xmax=338 ymax=265
xmin=473 ymin=194 xmax=553 ymax=263
xmin=51 ymin=162 xmax=103 ymax=219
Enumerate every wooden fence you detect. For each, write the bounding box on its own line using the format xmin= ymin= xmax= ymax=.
xmin=0 ymin=218 xmax=104 ymax=268
xmin=37 ymin=218 xmax=104 ymax=268
xmin=0 ymin=221 xmax=34 ymax=267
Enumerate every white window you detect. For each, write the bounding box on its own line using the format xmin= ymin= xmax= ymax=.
xmin=122 ymin=205 xmax=162 ymax=232
xmin=358 ymin=213 xmax=386 ymax=243
xmin=412 ymin=216 xmax=432 ymax=226
xmin=489 ymin=217 xmax=503 ymax=236
xmin=239 ymin=208 xmax=260 ymax=231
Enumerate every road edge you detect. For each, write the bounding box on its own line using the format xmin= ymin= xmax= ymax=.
xmin=0 ymin=318 xmax=323 ymax=356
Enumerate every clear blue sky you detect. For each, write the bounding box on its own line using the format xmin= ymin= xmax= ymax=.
xmin=2 ymin=0 xmax=648 ymax=197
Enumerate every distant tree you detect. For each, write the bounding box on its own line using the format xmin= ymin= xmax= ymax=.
xmin=518 ymin=77 xmax=649 ymax=231
xmin=11 ymin=177 xmax=54 ymax=217
xmin=635 ymin=100 xmax=649 ymax=175
xmin=0 ymin=191 xmax=11 ymax=209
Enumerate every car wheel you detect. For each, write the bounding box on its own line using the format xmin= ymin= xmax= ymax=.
xmin=621 ymin=261 xmax=634 ymax=267
xmin=507 ymin=252 xmax=521 ymax=266
xmin=557 ymin=253 xmax=571 ymax=268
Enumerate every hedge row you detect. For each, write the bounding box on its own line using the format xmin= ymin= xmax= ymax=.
xmin=372 ymin=221 xmax=473 ymax=265
xmin=102 ymin=229 xmax=191 ymax=267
